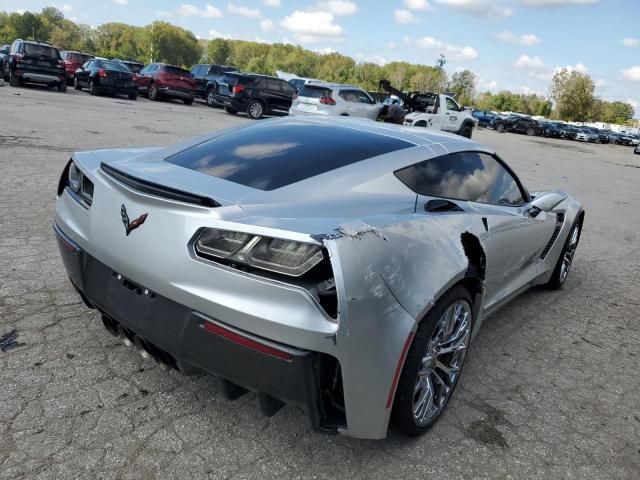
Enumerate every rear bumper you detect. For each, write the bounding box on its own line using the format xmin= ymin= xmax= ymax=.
xmin=54 ymin=222 xmax=341 ymax=433
xmin=95 ymin=80 xmax=137 ymax=95
xmin=213 ymin=95 xmax=245 ymax=111
xmin=16 ymin=69 xmax=64 ymax=84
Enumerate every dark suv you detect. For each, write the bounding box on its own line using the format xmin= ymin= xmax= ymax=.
xmin=493 ymin=115 xmax=540 ymax=136
xmin=190 ymin=63 xmax=237 ymax=105
xmin=3 ymin=40 xmax=66 ymax=91
xmin=212 ymin=73 xmax=296 ymax=119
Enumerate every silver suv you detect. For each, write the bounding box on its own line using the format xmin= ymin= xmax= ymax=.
xmin=290 ymin=83 xmax=381 ymax=120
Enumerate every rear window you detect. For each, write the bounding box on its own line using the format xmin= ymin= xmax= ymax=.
xmin=64 ymin=52 xmax=92 ymax=62
xmin=24 ymin=44 xmax=59 ymax=59
xmin=221 ymin=74 xmax=240 ymax=85
xmin=298 ymin=86 xmax=332 ymax=99
xmin=123 ymin=62 xmax=143 ymax=73
xmin=98 ymin=61 xmax=132 ymax=72
xmin=166 ymin=121 xmax=413 ymax=191
xmin=162 ymin=65 xmax=192 ymax=77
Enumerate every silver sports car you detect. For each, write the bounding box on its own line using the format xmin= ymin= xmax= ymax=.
xmin=54 ymin=117 xmax=584 ymax=439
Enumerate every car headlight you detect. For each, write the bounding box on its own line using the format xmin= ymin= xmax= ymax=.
xmin=68 ymin=162 xmax=82 ymax=193
xmin=193 ymin=228 xmax=324 ymax=277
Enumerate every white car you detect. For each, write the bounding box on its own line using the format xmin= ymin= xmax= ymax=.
xmin=290 ymin=83 xmax=382 ymax=120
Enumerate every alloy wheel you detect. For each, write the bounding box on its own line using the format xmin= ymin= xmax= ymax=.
xmin=412 ymin=300 xmax=472 ymax=427
xmin=559 ymin=225 xmax=579 ymax=284
xmin=249 ymin=102 xmax=263 ymax=119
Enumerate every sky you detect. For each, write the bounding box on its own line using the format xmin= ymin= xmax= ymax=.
xmin=3 ymin=0 xmax=640 ymax=112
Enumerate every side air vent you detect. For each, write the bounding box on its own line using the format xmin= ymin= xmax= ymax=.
xmin=101 ymin=163 xmax=220 ymax=208
xmin=539 ymin=212 xmax=565 ymax=260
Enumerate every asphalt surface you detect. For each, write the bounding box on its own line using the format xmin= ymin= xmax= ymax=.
xmin=1 ymin=83 xmax=639 ymax=480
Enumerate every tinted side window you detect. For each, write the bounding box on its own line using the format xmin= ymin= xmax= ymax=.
xmin=191 ymin=65 xmax=202 ymax=76
xmin=446 ymin=97 xmax=460 ymax=111
xmin=267 ymin=79 xmax=282 ymax=92
xmin=281 ymin=81 xmax=295 ymax=95
xmin=395 ymin=152 xmax=526 ymax=206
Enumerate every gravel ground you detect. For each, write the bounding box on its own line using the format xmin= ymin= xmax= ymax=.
xmin=1 ymin=84 xmax=639 ymax=480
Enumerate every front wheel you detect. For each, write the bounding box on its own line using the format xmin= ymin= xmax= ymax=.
xmin=73 ymin=77 xmax=81 ymax=90
xmin=224 ymin=106 xmax=237 ymax=114
xmin=148 ymin=83 xmax=158 ymax=101
xmin=128 ymin=93 xmax=137 ymax=100
xmin=391 ymin=285 xmax=473 ymax=436
xmin=58 ymin=81 xmax=67 ymax=93
xmin=89 ymin=79 xmax=98 ymax=96
xmin=547 ymin=219 xmax=582 ymax=289
xmin=183 ymin=97 xmax=193 ymax=106
xmin=526 ymin=127 xmax=535 ymax=136
xmin=9 ymin=69 xmax=19 ymax=87
xmin=496 ymin=123 xmax=505 ymax=133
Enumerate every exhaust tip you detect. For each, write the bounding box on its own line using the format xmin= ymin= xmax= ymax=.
xmin=133 ymin=336 xmax=152 ymax=360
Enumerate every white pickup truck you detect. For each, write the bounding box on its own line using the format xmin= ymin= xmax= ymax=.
xmin=402 ymin=92 xmax=477 ymax=138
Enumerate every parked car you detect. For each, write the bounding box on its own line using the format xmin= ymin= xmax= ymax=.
xmin=112 ymin=59 xmax=144 ymax=74
xmin=3 ymin=40 xmax=66 ymax=91
xmin=575 ymin=128 xmax=598 ymax=142
xmin=190 ymin=63 xmax=237 ymax=105
xmin=614 ymin=134 xmax=633 ymax=146
xmin=594 ymin=129 xmax=610 ymax=144
xmin=539 ymin=122 xmax=563 ymax=138
xmin=134 ymin=63 xmax=196 ymax=105
xmin=54 ymin=116 xmax=584 ymax=439
xmin=628 ymin=135 xmax=640 ymax=146
xmin=634 ymin=144 xmax=640 ymax=154
xmin=73 ymin=59 xmax=137 ymax=99
xmin=0 ymin=44 xmax=10 ymax=77
xmin=471 ymin=110 xmax=497 ymax=128
xmin=290 ymin=83 xmax=381 ymax=121
xmin=557 ymin=124 xmax=578 ymax=140
xmin=493 ymin=115 xmax=540 ymax=136
xmin=212 ymin=72 xmax=296 ymax=119
xmin=60 ymin=51 xmax=94 ymax=84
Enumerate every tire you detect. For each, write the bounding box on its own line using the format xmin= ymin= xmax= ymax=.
xmin=391 ymin=285 xmax=473 ymax=437
xmin=128 ymin=93 xmax=137 ymax=100
xmin=460 ymin=124 xmax=473 ymax=139
xmin=225 ymin=106 xmax=237 ymax=115
xmin=148 ymin=82 xmax=158 ymax=101
xmin=206 ymin=88 xmax=217 ymax=107
xmin=9 ymin=69 xmax=19 ymax=87
xmin=183 ymin=97 xmax=193 ymax=106
xmin=547 ymin=218 xmax=583 ymax=289
xmin=89 ymin=79 xmax=98 ymax=96
xmin=246 ymin=100 xmax=264 ymax=119
xmin=526 ymin=128 xmax=535 ymax=136
xmin=58 ymin=81 xmax=67 ymax=93
xmin=496 ymin=123 xmax=505 ymax=133
xmin=73 ymin=77 xmax=81 ymax=90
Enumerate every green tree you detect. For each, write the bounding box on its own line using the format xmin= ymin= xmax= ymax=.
xmin=207 ymin=38 xmax=231 ymax=64
xmin=551 ymin=69 xmax=596 ymax=121
xmin=601 ymin=101 xmax=634 ymax=124
xmin=144 ymin=21 xmax=199 ymax=66
xmin=449 ymin=69 xmax=476 ymax=106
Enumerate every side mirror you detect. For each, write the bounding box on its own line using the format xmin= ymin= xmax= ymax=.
xmin=528 ymin=191 xmax=567 ymax=217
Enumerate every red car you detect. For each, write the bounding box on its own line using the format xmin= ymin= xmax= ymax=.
xmin=134 ymin=63 xmax=196 ymax=105
xmin=60 ymin=51 xmax=94 ymax=84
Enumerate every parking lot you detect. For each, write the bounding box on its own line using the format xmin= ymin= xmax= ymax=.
xmin=1 ymin=85 xmax=639 ymax=479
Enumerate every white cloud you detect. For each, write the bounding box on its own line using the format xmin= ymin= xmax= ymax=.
xmin=514 ymin=54 xmax=547 ymax=71
xmin=394 ymin=9 xmax=417 ymax=24
xmin=155 ymin=10 xmax=173 ymax=17
xmin=263 ymin=0 xmax=281 ymax=6
xmin=478 ymin=78 xmax=498 ymax=90
xmin=622 ymin=38 xmax=640 ymax=47
xmin=387 ymin=41 xmax=396 ymax=49
xmin=113 ymin=0 xmax=128 ymax=5
xmin=435 ymin=0 xmax=513 ymax=20
xmin=494 ymin=30 xmax=541 ymax=46
xmin=260 ymin=19 xmax=276 ymax=32
xmin=627 ymin=98 xmax=638 ymax=109
xmin=316 ymin=47 xmax=337 ymax=55
xmin=54 ymin=3 xmax=73 ymax=12
xmin=521 ymin=0 xmax=597 ymax=6
xmin=176 ymin=4 xmax=223 ymax=18
xmin=404 ymin=0 xmax=431 ymax=10
xmin=280 ymin=10 xmax=344 ymax=43
xmin=622 ymin=66 xmax=640 ymax=82
xmin=315 ymin=1 xmax=358 ymax=16
xmin=415 ymin=36 xmax=478 ymax=60
xmin=355 ymin=52 xmax=388 ymax=65
xmin=209 ymin=29 xmax=236 ymax=40
xmin=594 ymin=78 xmax=606 ymax=88
xmin=227 ymin=3 xmax=261 ymax=17
xmin=403 ymin=35 xmax=411 ymax=45
xmin=512 ymin=86 xmax=545 ymax=96
xmin=553 ymin=63 xmax=587 ymax=74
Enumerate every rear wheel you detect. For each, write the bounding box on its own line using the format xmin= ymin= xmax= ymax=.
xmin=460 ymin=124 xmax=473 ymax=139
xmin=547 ymin=219 xmax=582 ymax=289
xmin=9 ymin=69 xmax=19 ymax=87
xmin=183 ymin=97 xmax=193 ymax=106
xmin=224 ymin=106 xmax=237 ymax=115
xmin=391 ymin=285 xmax=473 ymax=436
xmin=148 ymin=82 xmax=159 ymax=101
xmin=73 ymin=77 xmax=81 ymax=90
xmin=128 ymin=93 xmax=137 ymax=100
xmin=89 ymin=79 xmax=98 ymax=96
xmin=496 ymin=123 xmax=505 ymax=133
xmin=58 ymin=81 xmax=67 ymax=93
xmin=246 ymin=100 xmax=264 ymax=119
xmin=526 ymin=127 xmax=535 ymax=136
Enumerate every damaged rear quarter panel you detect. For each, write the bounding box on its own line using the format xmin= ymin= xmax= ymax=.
xmin=322 ymin=212 xmax=488 ymax=438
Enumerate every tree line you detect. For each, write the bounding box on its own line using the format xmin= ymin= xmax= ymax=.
xmin=0 ymin=7 xmax=634 ymax=124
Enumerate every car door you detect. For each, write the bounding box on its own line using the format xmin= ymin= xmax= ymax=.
xmin=462 ymin=153 xmax=557 ymax=312
xmin=191 ymin=65 xmax=205 ymax=96
xmin=441 ymin=97 xmax=464 ymax=132
xmin=353 ymin=89 xmax=380 ymax=119
xmin=77 ymin=60 xmax=92 ymax=86
xmin=413 ymin=94 xmax=444 ymax=130
xmin=265 ymin=79 xmax=287 ymax=111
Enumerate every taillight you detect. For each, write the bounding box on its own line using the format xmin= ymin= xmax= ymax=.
xmin=232 ymin=84 xmax=244 ymax=95
xmin=320 ymin=97 xmax=336 ymax=106
xmin=98 ymin=68 xmax=107 ymax=78
xmin=292 ymin=93 xmax=298 ymax=100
